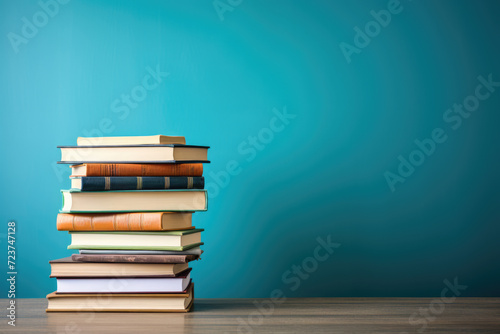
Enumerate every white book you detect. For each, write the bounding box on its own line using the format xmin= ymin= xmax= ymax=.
xmin=57 ymin=273 xmax=191 ymax=293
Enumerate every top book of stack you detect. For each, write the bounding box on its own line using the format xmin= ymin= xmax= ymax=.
xmin=58 ymin=135 xmax=210 ymax=164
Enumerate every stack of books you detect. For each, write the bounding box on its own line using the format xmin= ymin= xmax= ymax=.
xmin=46 ymin=135 xmax=209 ymax=312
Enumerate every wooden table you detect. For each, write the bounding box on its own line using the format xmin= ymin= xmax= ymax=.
xmin=2 ymin=298 xmax=500 ymax=333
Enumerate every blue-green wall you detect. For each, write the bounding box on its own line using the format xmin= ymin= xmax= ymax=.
xmin=1 ymin=0 xmax=499 ymax=298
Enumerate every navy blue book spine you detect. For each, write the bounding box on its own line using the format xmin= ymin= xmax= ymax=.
xmin=78 ymin=177 xmax=204 ymax=191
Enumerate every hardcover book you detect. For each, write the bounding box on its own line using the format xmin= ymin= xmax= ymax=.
xmin=60 ymin=189 xmax=208 ymax=212
xmin=46 ymin=283 xmax=194 ymax=312
xmin=77 ymin=135 xmax=186 ymax=146
xmin=78 ymin=247 xmax=203 ymax=256
xmin=49 ymin=257 xmax=190 ymax=277
xmin=58 ymin=144 xmax=209 ymax=163
xmin=57 ymin=275 xmax=191 ymax=293
xmin=71 ymin=253 xmax=200 ymax=263
xmin=57 ymin=212 xmax=193 ymax=231
xmin=67 ymin=229 xmax=204 ymax=251
xmin=71 ymin=176 xmax=204 ymax=191
xmin=70 ymin=163 xmax=203 ymax=177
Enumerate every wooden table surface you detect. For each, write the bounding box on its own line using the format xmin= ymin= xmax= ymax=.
xmin=2 ymin=298 xmax=500 ymax=333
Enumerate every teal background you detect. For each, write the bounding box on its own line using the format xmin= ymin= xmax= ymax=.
xmin=1 ymin=0 xmax=500 ymax=298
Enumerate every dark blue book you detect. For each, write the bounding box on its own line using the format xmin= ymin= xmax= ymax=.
xmin=71 ymin=176 xmax=204 ymax=191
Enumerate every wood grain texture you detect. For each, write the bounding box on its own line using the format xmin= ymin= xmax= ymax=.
xmin=2 ymin=298 xmax=500 ymax=333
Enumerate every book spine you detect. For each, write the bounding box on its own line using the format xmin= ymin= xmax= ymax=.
xmin=57 ymin=213 xmax=164 ymax=231
xmin=79 ymin=177 xmax=204 ymax=191
xmin=85 ymin=163 xmax=203 ymax=176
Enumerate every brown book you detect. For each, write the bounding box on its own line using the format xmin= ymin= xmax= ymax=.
xmin=71 ymin=253 xmax=200 ymax=263
xmin=70 ymin=163 xmax=203 ymax=177
xmin=46 ymin=283 xmax=194 ymax=312
xmin=49 ymin=257 xmax=190 ymax=277
xmin=57 ymin=212 xmax=193 ymax=231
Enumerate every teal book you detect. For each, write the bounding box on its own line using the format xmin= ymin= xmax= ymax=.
xmin=60 ymin=189 xmax=208 ymax=213
xmin=67 ymin=229 xmax=204 ymax=251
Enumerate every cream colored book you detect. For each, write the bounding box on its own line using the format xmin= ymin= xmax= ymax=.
xmin=46 ymin=284 xmax=194 ymax=312
xmin=60 ymin=189 xmax=208 ymax=213
xmin=67 ymin=229 xmax=204 ymax=251
xmin=58 ymin=145 xmax=209 ymax=163
xmin=77 ymin=135 xmax=186 ymax=146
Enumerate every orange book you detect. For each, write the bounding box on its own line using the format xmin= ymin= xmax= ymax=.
xmin=70 ymin=163 xmax=203 ymax=177
xmin=57 ymin=212 xmax=193 ymax=231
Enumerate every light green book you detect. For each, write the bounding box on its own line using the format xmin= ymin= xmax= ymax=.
xmin=67 ymin=229 xmax=204 ymax=251
xmin=60 ymin=189 xmax=207 ymax=213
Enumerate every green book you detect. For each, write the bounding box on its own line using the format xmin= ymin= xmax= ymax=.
xmin=67 ymin=229 xmax=204 ymax=251
xmin=60 ymin=189 xmax=208 ymax=213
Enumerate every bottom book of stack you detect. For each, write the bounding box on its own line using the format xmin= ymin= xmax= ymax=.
xmin=46 ymin=285 xmax=194 ymax=312
xmin=46 ymin=254 xmax=197 ymax=312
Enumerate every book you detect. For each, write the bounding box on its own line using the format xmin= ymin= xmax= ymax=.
xmin=71 ymin=253 xmax=200 ymax=263
xmin=71 ymin=176 xmax=205 ymax=191
xmin=67 ymin=229 xmax=204 ymax=251
xmin=46 ymin=283 xmax=194 ymax=312
xmin=56 ymin=275 xmax=191 ymax=293
xmin=60 ymin=189 xmax=208 ymax=213
xmin=58 ymin=144 xmax=209 ymax=163
xmin=77 ymin=135 xmax=186 ymax=146
xmin=79 ymin=247 xmax=203 ymax=256
xmin=57 ymin=212 xmax=193 ymax=231
xmin=70 ymin=163 xmax=203 ymax=177
xmin=49 ymin=257 xmax=190 ymax=277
